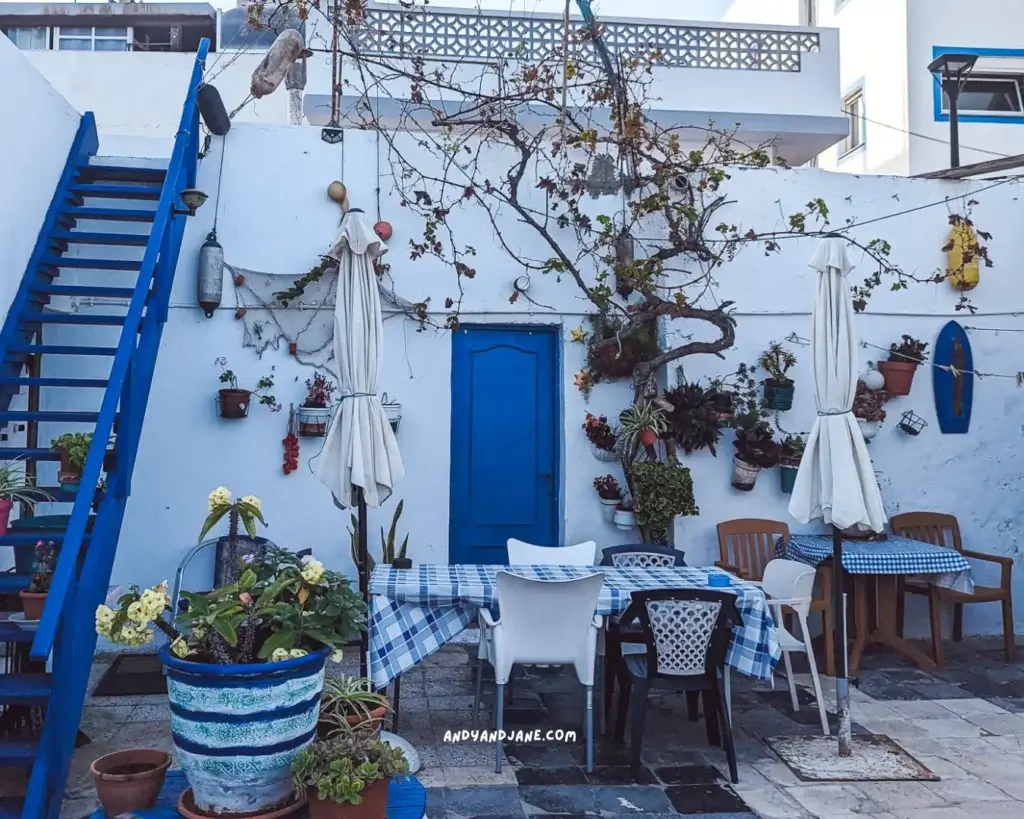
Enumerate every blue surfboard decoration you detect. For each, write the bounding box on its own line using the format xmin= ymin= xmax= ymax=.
xmin=932 ymin=320 xmax=973 ymax=434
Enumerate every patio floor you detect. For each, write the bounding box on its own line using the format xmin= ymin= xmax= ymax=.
xmin=48 ymin=635 xmax=1024 ymax=819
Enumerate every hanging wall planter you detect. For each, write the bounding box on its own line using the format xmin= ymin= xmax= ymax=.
xmin=779 ymin=464 xmax=799 ymax=494
xmin=217 ymin=389 xmax=251 ymax=419
xmin=878 ymin=335 xmax=928 ymax=396
xmin=858 ymin=418 xmax=880 ymax=442
xmin=897 ymin=410 xmax=927 ymax=436
xmin=593 ymin=475 xmax=622 ymax=523
xmin=297 ymin=407 xmax=331 ymax=437
xmin=763 ymin=379 xmax=795 ymax=411
xmin=613 ymin=505 xmax=636 ymax=530
xmin=381 ymin=393 xmax=402 ymax=433
xmin=758 ymin=341 xmax=797 ymax=411
xmin=731 ymin=457 xmax=761 ymax=491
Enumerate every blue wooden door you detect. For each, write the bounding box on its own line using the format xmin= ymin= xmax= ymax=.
xmin=449 ymin=325 xmax=559 ymax=564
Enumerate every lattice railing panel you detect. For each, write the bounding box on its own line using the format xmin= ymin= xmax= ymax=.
xmin=352 ymin=9 xmax=820 ymax=72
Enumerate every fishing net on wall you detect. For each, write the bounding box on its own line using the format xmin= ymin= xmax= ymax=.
xmin=225 ymin=262 xmax=427 ymax=378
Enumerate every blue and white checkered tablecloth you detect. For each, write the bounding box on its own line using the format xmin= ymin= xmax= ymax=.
xmin=368 ymin=564 xmax=781 ymax=688
xmin=782 ymin=535 xmax=974 ymax=593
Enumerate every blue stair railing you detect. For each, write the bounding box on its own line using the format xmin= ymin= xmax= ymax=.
xmin=13 ymin=38 xmax=211 ymax=819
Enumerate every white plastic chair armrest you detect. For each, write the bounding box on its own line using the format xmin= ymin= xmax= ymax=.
xmin=592 ymin=615 xmax=603 ymax=630
xmin=479 ymin=609 xmax=499 ymax=628
xmin=766 ymin=597 xmax=811 ymax=607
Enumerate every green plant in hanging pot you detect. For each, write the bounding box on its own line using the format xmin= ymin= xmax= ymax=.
xmin=877 ymin=334 xmax=928 ymax=396
xmin=663 ymin=382 xmax=724 ymax=456
xmin=758 ymin=341 xmax=797 ymax=411
xmin=778 ymin=435 xmax=805 ymax=495
xmin=629 ymin=461 xmax=699 ymax=545
xmin=731 ymin=419 xmax=780 ymax=491
xmin=593 ymin=474 xmax=623 ymax=523
xmin=617 ymin=400 xmax=667 ymax=456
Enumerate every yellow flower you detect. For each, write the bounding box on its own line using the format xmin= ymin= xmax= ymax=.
xmin=208 ymin=486 xmax=231 ymax=511
xmin=170 ymin=637 xmax=192 ymax=658
xmin=289 ymin=649 xmax=308 ymax=659
xmin=126 ymin=601 xmax=146 ymax=624
xmin=94 ymin=605 xmax=114 ymax=637
xmin=331 ymin=649 xmax=345 ymax=663
xmin=570 ymin=326 xmax=587 ymax=343
xmin=300 ymin=559 xmax=325 ymax=585
xmin=271 ymin=648 xmax=290 ymax=662
xmin=239 ymin=495 xmax=262 ymax=514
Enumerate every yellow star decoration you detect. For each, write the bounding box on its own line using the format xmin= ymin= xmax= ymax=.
xmin=570 ymin=326 xmax=587 ymax=343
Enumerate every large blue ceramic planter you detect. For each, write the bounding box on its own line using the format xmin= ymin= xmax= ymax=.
xmin=159 ymin=644 xmax=329 ymax=815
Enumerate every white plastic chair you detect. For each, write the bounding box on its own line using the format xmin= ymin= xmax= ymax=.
xmin=506 ymin=539 xmax=597 ymax=565
xmin=472 ymin=571 xmax=604 ymax=772
xmin=730 ymin=558 xmax=829 ymax=735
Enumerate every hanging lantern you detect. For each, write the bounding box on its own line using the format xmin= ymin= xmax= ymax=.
xmin=373 ymin=221 xmax=393 ymax=241
xmin=897 ymin=409 xmax=927 ymax=436
xmin=947 ymin=221 xmax=980 ymax=291
xmin=613 ymin=228 xmax=635 ymax=298
xmin=197 ymin=230 xmax=224 ymax=319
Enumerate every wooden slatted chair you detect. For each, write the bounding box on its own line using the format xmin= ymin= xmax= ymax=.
xmin=891 ymin=511 xmax=1015 ymax=666
xmin=716 ymin=519 xmax=835 ymax=676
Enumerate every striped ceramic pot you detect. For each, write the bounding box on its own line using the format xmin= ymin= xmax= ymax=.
xmin=160 ymin=644 xmax=329 ymax=815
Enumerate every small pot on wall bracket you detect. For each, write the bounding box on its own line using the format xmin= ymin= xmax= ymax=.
xmin=217 ymin=389 xmax=251 ymax=419
xmin=779 ymin=464 xmax=799 ymax=494
xmin=731 ymin=457 xmax=760 ymax=491
xmin=857 ymin=418 xmax=880 ymax=442
xmin=613 ymin=506 xmax=636 ymax=530
xmin=877 ymin=361 xmax=917 ymax=396
xmin=296 ymin=406 xmax=331 ymax=437
xmin=598 ymin=497 xmax=618 ymax=523
xmin=381 ymin=393 xmax=402 ymax=433
xmin=763 ymin=379 xmax=795 ymax=411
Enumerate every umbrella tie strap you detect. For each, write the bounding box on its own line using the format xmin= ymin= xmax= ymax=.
xmin=339 ymin=392 xmax=376 ymax=400
xmin=817 ymin=409 xmax=852 ymax=416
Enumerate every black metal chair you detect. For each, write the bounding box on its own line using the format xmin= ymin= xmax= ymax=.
xmin=600 ymin=544 xmax=687 ymax=568
xmin=610 ymin=588 xmax=741 ymax=782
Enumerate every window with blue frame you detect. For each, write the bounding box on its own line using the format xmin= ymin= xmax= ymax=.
xmin=932 ymin=48 xmax=1024 ymax=122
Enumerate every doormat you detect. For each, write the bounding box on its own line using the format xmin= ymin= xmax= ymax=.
xmin=92 ymin=653 xmax=167 ymax=697
xmin=765 ymin=735 xmax=939 ymax=782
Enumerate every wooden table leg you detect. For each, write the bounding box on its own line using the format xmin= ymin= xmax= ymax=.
xmin=849 ymin=575 xmax=871 ymax=674
xmin=870 ymin=575 xmax=937 ymax=671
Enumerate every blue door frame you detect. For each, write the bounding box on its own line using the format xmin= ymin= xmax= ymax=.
xmin=449 ymin=325 xmax=560 ymax=564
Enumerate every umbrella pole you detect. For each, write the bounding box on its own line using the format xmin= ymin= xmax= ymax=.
xmin=832 ymin=525 xmax=852 ymax=756
xmin=358 ymin=486 xmax=369 ymax=680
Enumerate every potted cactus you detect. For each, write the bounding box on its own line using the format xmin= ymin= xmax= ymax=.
xmin=877 ymin=335 xmax=927 ymax=396
xmin=593 ymin=475 xmax=623 ymax=523
xmin=758 ymin=341 xmax=797 ymax=411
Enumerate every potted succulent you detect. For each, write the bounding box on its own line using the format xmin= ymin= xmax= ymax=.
xmin=778 ymin=435 xmax=805 ymax=494
xmin=319 ymin=676 xmax=391 ymax=738
xmin=758 ymin=341 xmax=797 ymax=411
xmin=618 ymin=401 xmax=667 ymax=451
xmin=0 ymin=460 xmax=51 ymax=535
xmin=663 ymin=382 xmax=724 ymax=456
xmin=215 ymin=356 xmax=279 ymax=419
xmin=593 ymin=474 xmax=623 ymax=522
xmin=20 ymin=539 xmax=56 ymax=620
xmin=201 ymin=487 xmax=276 ymax=588
xmin=853 ymin=381 xmax=888 ymax=441
xmin=630 ymin=461 xmax=699 ymax=545
xmin=583 ymin=413 xmax=618 ymax=461
xmin=96 ymin=499 xmax=365 ymax=817
xmin=613 ymin=497 xmax=636 ymax=531
xmin=90 ymin=749 xmax=171 ymax=817
xmin=292 ymin=733 xmax=409 ymax=819
xmin=348 ymin=500 xmax=409 ymax=573
xmin=877 ymin=335 xmax=928 ymax=396
xmin=298 ymin=374 xmax=336 ymax=437
xmin=731 ymin=419 xmax=780 ymax=491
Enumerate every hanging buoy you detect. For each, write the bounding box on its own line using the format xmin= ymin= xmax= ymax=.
xmin=197 ymin=84 xmax=230 ymax=136
xmin=197 ymin=230 xmax=224 ymax=319
xmin=373 ymin=221 xmax=393 ymax=241
xmin=327 ymin=181 xmax=347 ymax=204
xmin=250 ymin=30 xmax=313 ymax=99
xmin=948 ymin=221 xmax=980 ymax=291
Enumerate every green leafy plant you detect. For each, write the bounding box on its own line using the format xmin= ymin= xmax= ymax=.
xmin=292 ymin=733 xmax=409 ymax=805
xmin=662 ymin=382 xmax=723 ymax=456
xmin=758 ymin=341 xmax=797 ymax=385
xmin=349 ymin=501 xmax=408 ymax=572
xmin=629 ymin=462 xmax=698 ymax=545
xmin=320 ymin=676 xmax=391 ymax=737
xmin=617 ymin=401 xmax=667 ymax=450
xmin=733 ymin=420 xmax=780 ymax=468
xmin=215 ymin=356 xmax=280 ymax=411
xmin=51 ymin=432 xmax=95 ymax=471
xmin=0 ymin=460 xmax=52 ymax=505
xmin=779 ymin=435 xmax=805 ymax=467
xmin=888 ymin=335 xmax=928 ymax=367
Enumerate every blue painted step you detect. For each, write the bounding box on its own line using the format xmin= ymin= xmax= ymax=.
xmin=0 ymin=797 xmax=23 ymax=819
xmin=69 ymin=183 xmax=161 ymax=201
xmin=0 ymin=621 xmax=33 ymax=645
xmin=0 ymin=531 xmax=91 ymax=546
xmin=4 ymin=344 xmax=117 ymax=357
xmin=19 ymin=313 xmax=128 ymax=327
xmin=0 ymin=739 xmax=39 ymax=767
xmin=0 ymin=674 xmax=51 ymax=705
xmin=0 ymin=449 xmax=61 ymax=461
xmin=30 ymin=284 xmax=138 ymax=299
xmin=39 ymin=257 xmax=141 ymax=271
xmin=0 ymin=377 xmax=108 ymax=389
xmin=49 ymin=231 xmax=149 ymax=246
xmin=60 ymin=207 xmax=156 ymax=223
xmin=0 ymin=411 xmax=104 ymax=423
xmin=0 ymin=574 xmax=32 ymax=593
xmin=78 ymin=164 xmax=166 ymax=184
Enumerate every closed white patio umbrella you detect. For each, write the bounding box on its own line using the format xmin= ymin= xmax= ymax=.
xmin=788 ymin=236 xmax=886 ymax=757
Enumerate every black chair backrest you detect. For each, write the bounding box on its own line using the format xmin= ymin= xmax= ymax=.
xmin=619 ymin=588 xmax=739 ymax=678
xmin=600 ymin=544 xmax=686 ymax=568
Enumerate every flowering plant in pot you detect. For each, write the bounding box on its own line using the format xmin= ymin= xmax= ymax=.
xmin=96 ymin=504 xmax=365 ymax=816
xmin=731 ymin=418 xmax=779 ymax=491
xmin=298 ymin=374 xmax=336 ymax=437
xmin=292 ymin=733 xmax=409 ymax=819
xmin=877 ymin=335 xmax=927 ymax=396
xmin=0 ymin=460 xmax=51 ymax=535
xmin=629 ymin=461 xmax=698 ymax=545
xmin=19 ymin=539 xmax=56 ymax=620
xmin=758 ymin=341 xmax=797 ymax=411
xmin=319 ymin=675 xmax=391 ymax=738
xmin=215 ymin=357 xmax=280 ymax=419
xmin=593 ymin=474 xmax=623 ymax=522
xmin=778 ymin=435 xmax=805 ymax=495
xmin=583 ymin=413 xmax=618 ymax=461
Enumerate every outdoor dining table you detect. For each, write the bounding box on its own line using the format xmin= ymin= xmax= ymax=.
xmin=367 ymin=563 xmax=782 ymax=693
xmin=781 ymin=534 xmax=973 ymax=673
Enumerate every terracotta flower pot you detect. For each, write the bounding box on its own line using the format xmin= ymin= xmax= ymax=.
xmin=218 ymin=388 xmax=251 ymax=419
xmin=877 ymin=360 xmax=917 ymax=396
xmin=0 ymin=499 xmax=12 ymax=536
xmin=309 ymin=778 xmax=390 ymax=819
xmin=90 ymin=749 xmax=170 ymax=817
xmin=56 ymin=447 xmax=82 ymax=488
xmin=639 ymin=427 xmax=658 ymax=446
xmin=19 ymin=590 xmax=47 ymax=621
xmin=346 ymin=703 xmax=388 ymax=734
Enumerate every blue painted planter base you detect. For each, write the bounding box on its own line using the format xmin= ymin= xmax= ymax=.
xmin=87 ymin=772 xmax=426 ymax=819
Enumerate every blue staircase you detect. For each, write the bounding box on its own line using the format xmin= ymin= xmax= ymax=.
xmin=0 ymin=40 xmax=210 ymax=819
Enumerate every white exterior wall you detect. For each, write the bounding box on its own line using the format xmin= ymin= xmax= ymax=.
xmin=30 ymin=124 xmax=1022 ymax=640
xmin=0 ymin=36 xmax=80 ymax=320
